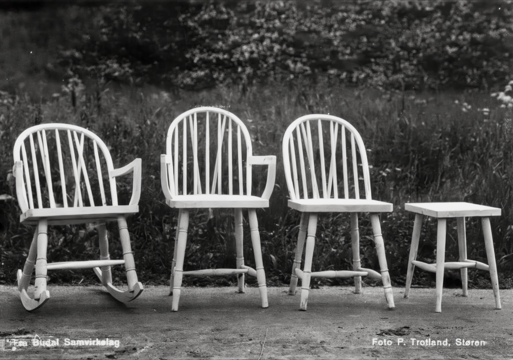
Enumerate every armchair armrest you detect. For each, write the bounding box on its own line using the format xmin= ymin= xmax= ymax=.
xmin=160 ymin=154 xmax=173 ymax=202
xmin=248 ymin=155 xmax=276 ymax=200
xmin=110 ymin=158 xmax=142 ymax=206
xmin=13 ymin=161 xmax=29 ymax=213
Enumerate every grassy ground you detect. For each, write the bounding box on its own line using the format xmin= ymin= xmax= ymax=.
xmin=1 ymin=79 xmax=513 ymax=290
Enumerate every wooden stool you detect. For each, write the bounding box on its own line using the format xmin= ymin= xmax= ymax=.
xmin=404 ymin=202 xmax=501 ymax=313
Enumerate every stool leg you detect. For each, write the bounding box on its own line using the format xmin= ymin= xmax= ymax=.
xmin=405 ymin=214 xmax=423 ymax=298
xmin=456 ymin=217 xmax=468 ymax=297
xmin=234 ymin=209 xmax=245 ymax=294
xmin=370 ymin=214 xmax=395 ymax=309
xmin=350 ymin=213 xmax=362 ymax=294
xmin=435 ymin=218 xmax=447 ymax=313
xmin=481 ymin=217 xmax=501 ymax=310
xmin=172 ymin=209 xmax=189 ymax=312
xmin=289 ymin=212 xmax=308 ymax=295
xmin=300 ymin=213 xmax=318 ymax=311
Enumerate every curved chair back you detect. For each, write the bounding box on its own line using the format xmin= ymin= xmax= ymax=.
xmin=164 ymin=107 xmax=254 ymax=197
xmin=282 ymin=114 xmax=372 ymax=201
xmin=13 ymin=123 xmax=119 ymax=213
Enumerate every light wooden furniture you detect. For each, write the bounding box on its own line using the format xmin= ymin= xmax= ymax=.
xmin=404 ymin=202 xmax=502 ymax=313
xmin=13 ymin=123 xmax=144 ymax=311
xmin=161 ymin=107 xmax=276 ymax=311
xmin=282 ymin=114 xmax=395 ymax=311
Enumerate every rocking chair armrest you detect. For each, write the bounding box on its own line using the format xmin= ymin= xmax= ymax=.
xmin=110 ymin=158 xmax=142 ymax=206
xmin=248 ymin=155 xmax=277 ymax=200
xmin=13 ymin=161 xmax=29 ymax=213
xmin=160 ymin=154 xmax=173 ymax=202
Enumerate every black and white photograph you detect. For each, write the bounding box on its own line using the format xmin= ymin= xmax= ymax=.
xmin=0 ymin=0 xmax=512 ymax=358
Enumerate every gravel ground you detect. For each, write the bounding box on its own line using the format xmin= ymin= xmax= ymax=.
xmin=1 ymin=285 xmax=512 ymax=359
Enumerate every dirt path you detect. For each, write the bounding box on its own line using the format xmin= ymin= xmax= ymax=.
xmin=1 ymin=285 xmax=512 ymax=359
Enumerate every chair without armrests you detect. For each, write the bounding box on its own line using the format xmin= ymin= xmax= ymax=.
xmin=282 ymin=114 xmax=395 ymax=311
xmin=13 ymin=123 xmax=144 ymax=311
xmin=161 ymin=107 xmax=276 ymax=311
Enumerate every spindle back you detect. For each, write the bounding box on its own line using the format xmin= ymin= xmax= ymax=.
xmin=13 ymin=123 xmax=118 ymax=213
xmin=164 ymin=107 xmax=254 ymax=197
xmin=282 ymin=114 xmax=372 ymax=201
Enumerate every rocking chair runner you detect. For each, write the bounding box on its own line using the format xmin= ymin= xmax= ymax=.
xmin=161 ymin=107 xmax=276 ymax=311
xmin=12 ymin=123 xmax=144 ymax=311
xmin=282 ymin=114 xmax=395 ymax=310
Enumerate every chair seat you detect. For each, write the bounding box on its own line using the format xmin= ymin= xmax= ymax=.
xmin=20 ymin=205 xmax=139 ymax=225
xmin=288 ymin=199 xmax=392 ymax=212
xmin=405 ymin=202 xmax=501 ymax=218
xmin=167 ymin=195 xmax=269 ymax=209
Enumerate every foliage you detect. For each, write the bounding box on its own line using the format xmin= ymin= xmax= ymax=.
xmin=5 ymin=0 xmax=510 ymax=95
xmin=1 ymin=0 xmax=513 ymax=289
xmin=169 ymin=0 xmax=513 ymax=91
xmin=1 ymin=80 xmax=513 ymax=289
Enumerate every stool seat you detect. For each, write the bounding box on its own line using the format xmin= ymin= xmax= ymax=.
xmin=405 ymin=202 xmax=501 ymax=218
xmin=404 ymin=202 xmax=501 ymax=313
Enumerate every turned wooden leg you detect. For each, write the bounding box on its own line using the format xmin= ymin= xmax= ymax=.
xmin=18 ymin=221 xmax=50 ymax=311
xmin=456 ymin=217 xmax=468 ymax=297
xmin=118 ymin=216 xmax=138 ymax=291
xmin=370 ymin=214 xmax=395 ymax=309
xmin=18 ymin=229 xmax=38 ymax=292
xmin=350 ymin=213 xmax=362 ymax=294
xmin=435 ymin=218 xmax=447 ymax=313
xmin=34 ymin=220 xmax=48 ymax=300
xmin=97 ymin=223 xmax=112 ymax=287
xmin=248 ymin=209 xmax=268 ymax=308
xmin=405 ymin=214 xmax=423 ymax=298
xmin=170 ymin=210 xmax=181 ymax=295
xmin=289 ymin=212 xmax=308 ymax=295
xmin=481 ymin=217 xmax=501 ymax=310
xmin=172 ymin=209 xmax=189 ymax=312
xmin=299 ymin=214 xmax=318 ymax=311
xmin=234 ymin=209 xmax=245 ymax=293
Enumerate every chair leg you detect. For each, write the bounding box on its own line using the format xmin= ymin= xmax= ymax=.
xmin=299 ymin=213 xmax=318 ymax=311
xmin=17 ymin=224 xmax=50 ymax=311
xmin=34 ymin=219 xmax=49 ymax=300
xmin=289 ymin=212 xmax=308 ymax=295
xmin=435 ymin=218 xmax=447 ymax=313
xmin=248 ymin=209 xmax=268 ymax=308
xmin=370 ymin=214 xmax=395 ymax=309
xmin=350 ymin=213 xmax=362 ymax=294
xmin=169 ymin=210 xmax=182 ymax=296
xmin=18 ymin=229 xmax=38 ymax=292
xmin=456 ymin=217 xmax=468 ymax=297
xmin=481 ymin=217 xmax=501 ymax=310
xmin=172 ymin=209 xmax=189 ymax=312
xmin=91 ymin=219 xmax=143 ymax=302
xmin=234 ymin=209 xmax=245 ymax=293
xmin=118 ymin=216 xmax=138 ymax=291
xmin=405 ymin=214 xmax=423 ymax=298
xmin=97 ymin=223 xmax=112 ymax=287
